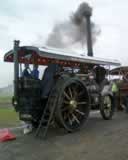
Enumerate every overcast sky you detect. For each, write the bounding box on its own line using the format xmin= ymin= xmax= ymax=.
xmin=0 ymin=0 xmax=128 ymax=87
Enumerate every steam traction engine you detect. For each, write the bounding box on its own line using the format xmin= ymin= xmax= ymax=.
xmin=4 ymin=43 xmax=120 ymax=137
xmin=4 ymin=9 xmax=120 ymax=137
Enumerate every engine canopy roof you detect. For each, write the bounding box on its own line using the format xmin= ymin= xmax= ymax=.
xmin=4 ymin=46 xmax=121 ymax=67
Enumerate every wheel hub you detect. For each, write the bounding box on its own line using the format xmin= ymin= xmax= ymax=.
xmin=104 ymin=97 xmax=111 ymax=110
xmin=70 ymin=100 xmax=77 ymax=109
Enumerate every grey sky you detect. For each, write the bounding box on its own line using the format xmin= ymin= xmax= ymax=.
xmin=0 ymin=0 xmax=128 ymax=87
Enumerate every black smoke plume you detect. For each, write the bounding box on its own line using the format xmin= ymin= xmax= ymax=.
xmin=46 ymin=2 xmax=100 ymax=50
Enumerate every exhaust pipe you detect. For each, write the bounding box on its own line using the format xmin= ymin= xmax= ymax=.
xmin=86 ymin=15 xmax=93 ymax=57
xmin=83 ymin=9 xmax=93 ymax=57
xmin=13 ymin=40 xmax=20 ymax=99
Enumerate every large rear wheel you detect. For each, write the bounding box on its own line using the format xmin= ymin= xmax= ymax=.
xmin=55 ymin=77 xmax=90 ymax=132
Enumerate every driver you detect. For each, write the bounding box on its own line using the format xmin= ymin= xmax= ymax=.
xmin=22 ymin=63 xmax=31 ymax=78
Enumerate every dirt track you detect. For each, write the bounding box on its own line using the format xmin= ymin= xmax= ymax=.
xmin=0 ymin=111 xmax=128 ymax=160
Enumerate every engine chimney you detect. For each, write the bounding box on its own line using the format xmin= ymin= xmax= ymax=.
xmin=83 ymin=8 xmax=93 ymax=56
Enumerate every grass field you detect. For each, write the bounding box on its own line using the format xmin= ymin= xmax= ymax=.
xmin=0 ymin=96 xmax=12 ymax=104
xmin=0 ymin=96 xmax=20 ymax=128
xmin=0 ymin=107 xmax=20 ymax=128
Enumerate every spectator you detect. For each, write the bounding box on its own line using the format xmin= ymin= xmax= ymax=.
xmin=31 ymin=64 xmax=39 ymax=79
xmin=111 ymin=80 xmax=118 ymax=94
xmin=111 ymin=80 xmax=118 ymax=110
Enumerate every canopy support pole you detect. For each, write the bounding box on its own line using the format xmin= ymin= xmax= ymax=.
xmin=13 ymin=40 xmax=20 ymax=99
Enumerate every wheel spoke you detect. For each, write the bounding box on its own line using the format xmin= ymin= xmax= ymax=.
xmin=72 ymin=113 xmax=80 ymax=124
xmin=68 ymin=87 xmax=73 ymax=99
xmin=77 ymin=102 xmax=87 ymax=105
xmin=72 ymin=86 xmax=77 ymax=98
xmin=63 ymin=100 xmax=70 ymax=105
xmin=64 ymin=91 xmax=71 ymax=100
xmin=75 ymin=109 xmax=85 ymax=116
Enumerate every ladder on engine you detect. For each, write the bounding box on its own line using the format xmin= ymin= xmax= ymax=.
xmin=35 ymin=87 xmax=57 ymax=138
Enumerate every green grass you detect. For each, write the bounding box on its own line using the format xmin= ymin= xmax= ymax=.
xmin=0 ymin=107 xmax=20 ymax=127
xmin=0 ymin=96 xmax=12 ymax=104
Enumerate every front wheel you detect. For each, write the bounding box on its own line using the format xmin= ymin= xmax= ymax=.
xmin=100 ymin=95 xmax=114 ymax=120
